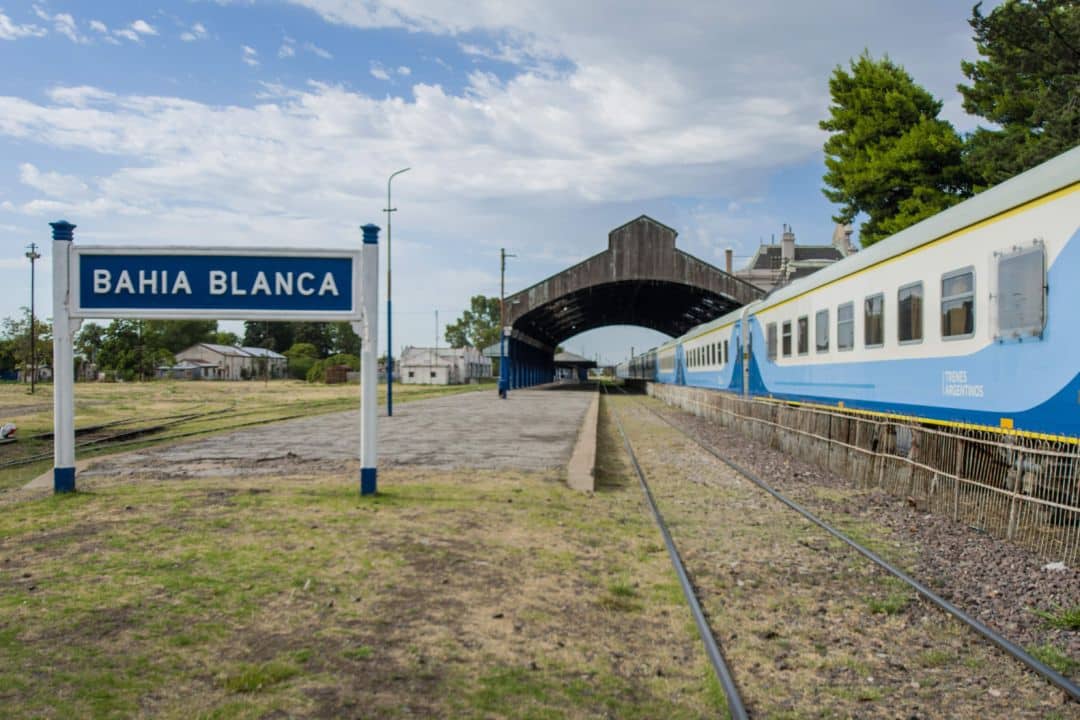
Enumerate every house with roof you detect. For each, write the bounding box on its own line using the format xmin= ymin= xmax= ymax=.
xmin=167 ymin=343 xmax=287 ymax=380
xmin=399 ymin=346 xmax=491 ymax=385
xmin=735 ymin=224 xmax=856 ymax=293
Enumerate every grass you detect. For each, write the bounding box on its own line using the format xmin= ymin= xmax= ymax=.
xmin=0 ymin=454 xmax=721 ymax=717
xmin=1026 ymin=643 xmax=1079 ymax=676
xmin=0 ymin=379 xmax=486 ymax=492
xmin=864 ymin=578 xmax=912 ymax=615
xmin=1031 ymin=604 xmax=1080 ymax=631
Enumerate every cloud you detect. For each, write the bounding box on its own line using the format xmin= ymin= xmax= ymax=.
xmin=0 ymin=10 xmax=46 ymax=40
xmin=130 ymin=19 xmax=157 ymax=36
xmin=278 ymin=43 xmax=295 ymax=58
xmin=18 ymin=163 xmax=91 ymax=200
xmin=242 ymin=45 xmax=259 ymax=67
xmin=397 ymin=66 xmax=411 ymax=76
xmin=369 ymin=62 xmax=390 ymax=80
xmin=180 ymin=22 xmax=207 ymax=42
xmin=88 ymin=19 xmax=107 ymax=34
xmin=30 ymin=6 xmax=86 ymax=43
xmin=304 ymin=41 xmax=331 ymax=59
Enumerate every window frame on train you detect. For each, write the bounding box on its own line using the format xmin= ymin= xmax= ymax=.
xmin=941 ymin=266 xmax=976 ymax=340
xmin=864 ymin=292 xmax=885 ymax=349
xmin=782 ymin=320 xmax=792 ymax=358
xmin=815 ymin=308 xmax=829 ymax=353
xmin=837 ymin=301 xmax=854 ymax=351
xmin=898 ymin=281 xmax=924 ymax=345
xmin=797 ymin=315 xmax=809 ymax=356
xmin=995 ymin=241 xmax=1046 ymax=341
xmin=767 ymin=322 xmax=778 ymax=361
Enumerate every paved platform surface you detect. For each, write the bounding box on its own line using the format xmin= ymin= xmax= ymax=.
xmin=77 ymin=385 xmax=597 ymax=481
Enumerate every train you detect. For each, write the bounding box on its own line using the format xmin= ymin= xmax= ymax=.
xmin=618 ymin=145 xmax=1080 ymax=442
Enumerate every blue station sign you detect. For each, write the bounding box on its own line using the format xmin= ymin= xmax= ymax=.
xmin=70 ymin=247 xmax=362 ymax=321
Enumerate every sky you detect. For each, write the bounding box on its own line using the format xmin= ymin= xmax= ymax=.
xmin=0 ymin=1 xmax=995 ymax=365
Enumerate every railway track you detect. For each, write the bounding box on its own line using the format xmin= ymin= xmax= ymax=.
xmin=601 ymin=383 xmax=1079 ymax=715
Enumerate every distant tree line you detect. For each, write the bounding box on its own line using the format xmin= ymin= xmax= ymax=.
xmin=822 ymin=0 xmax=1078 ymax=246
xmin=0 ymin=316 xmax=362 ymax=382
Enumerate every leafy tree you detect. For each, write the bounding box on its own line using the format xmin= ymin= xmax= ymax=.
xmin=820 ymin=52 xmax=970 ymax=246
xmin=243 ymin=321 xmax=295 ymax=354
xmin=212 ymin=330 xmax=240 ymax=346
xmin=328 ymin=322 xmax=361 ymax=356
xmin=284 ymin=342 xmax=320 ymax=380
xmin=75 ymin=323 xmax=105 ymax=365
xmin=143 ymin=320 xmax=217 ymax=354
xmin=959 ymin=0 xmax=1080 ymax=188
xmin=444 ymin=295 xmax=501 ymax=349
xmin=1 ymin=310 xmax=52 ymax=376
xmin=293 ymin=322 xmax=333 ymax=357
xmin=97 ymin=320 xmax=171 ymax=381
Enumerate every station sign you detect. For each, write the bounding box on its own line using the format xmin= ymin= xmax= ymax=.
xmin=71 ymin=247 xmax=362 ymax=321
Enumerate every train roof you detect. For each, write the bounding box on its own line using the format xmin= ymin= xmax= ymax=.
xmin=649 ymin=145 xmax=1080 ymax=356
xmin=756 ymin=145 xmax=1080 ymax=313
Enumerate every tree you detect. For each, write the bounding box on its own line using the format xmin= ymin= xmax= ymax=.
xmin=444 ymin=296 xmax=501 ymax=349
xmin=143 ymin=320 xmax=217 ymax=354
xmin=820 ymin=52 xmax=970 ymax=246
xmin=212 ymin=330 xmax=240 ymax=346
xmin=959 ymin=1 xmax=1080 ymax=188
xmin=293 ymin=322 xmax=333 ymax=357
xmin=284 ymin=342 xmax=320 ymax=380
xmin=243 ymin=321 xmax=295 ymax=354
xmin=97 ymin=320 xmax=172 ymax=381
xmin=1 ymin=310 xmax=52 ymax=377
xmin=328 ymin=322 xmax=361 ymax=356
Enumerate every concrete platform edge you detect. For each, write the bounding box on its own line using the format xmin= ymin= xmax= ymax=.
xmin=566 ymin=387 xmax=601 ymax=492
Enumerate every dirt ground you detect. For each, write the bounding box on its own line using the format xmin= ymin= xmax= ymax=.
xmin=607 ymin=394 xmax=1077 ymax=719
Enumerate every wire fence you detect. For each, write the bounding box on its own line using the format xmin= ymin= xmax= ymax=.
xmin=647 ymin=383 xmax=1080 ymax=565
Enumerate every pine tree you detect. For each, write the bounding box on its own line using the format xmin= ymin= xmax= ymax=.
xmin=820 ymin=52 xmax=970 ymax=246
xmin=959 ymin=0 xmax=1080 ymax=188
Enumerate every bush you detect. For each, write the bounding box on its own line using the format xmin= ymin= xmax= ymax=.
xmin=306 ymin=353 xmax=360 ymax=383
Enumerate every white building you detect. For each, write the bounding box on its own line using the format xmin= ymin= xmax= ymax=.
xmin=399 ymin=346 xmax=491 ymax=385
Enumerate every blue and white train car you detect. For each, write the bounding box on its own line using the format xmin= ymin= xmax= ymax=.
xmin=625 ymin=145 xmax=1080 ymax=441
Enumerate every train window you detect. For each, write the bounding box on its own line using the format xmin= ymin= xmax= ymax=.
xmin=767 ymin=322 xmax=778 ymax=361
xmin=837 ymin=302 xmax=854 ymax=350
xmin=864 ymin=293 xmax=884 ymax=348
xmin=782 ymin=321 xmax=792 ymax=357
xmin=797 ymin=316 xmax=809 ymax=355
xmin=898 ymin=282 xmax=923 ymax=344
xmin=815 ymin=309 xmax=829 ymax=352
xmin=723 ymin=339 xmax=729 ymax=365
xmin=996 ymin=243 xmax=1046 ymax=339
xmin=942 ymin=267 xmax=975 ymax=339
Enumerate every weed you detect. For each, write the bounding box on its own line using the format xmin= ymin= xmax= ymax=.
xmin=916 ymin=649 xmax=952 ymax=668
xmin=1031 ymin=604 xmax=1080 ymax=631
xmin=1026 ymin=643 xmax=1078 ymax=676
xmin=219 ymin=660 xmax=299 ymax=693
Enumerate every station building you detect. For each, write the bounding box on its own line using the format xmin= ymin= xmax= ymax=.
xmin=398 ymin=346 xmax=491 ymax=385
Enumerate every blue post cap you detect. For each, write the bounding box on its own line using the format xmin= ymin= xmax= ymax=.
xmin=50 ymin=220 xmax=76 ymax=241
xmin=361 ymin=224 xmax=381 ymax=244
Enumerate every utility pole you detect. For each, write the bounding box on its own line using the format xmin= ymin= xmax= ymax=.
xmin=25 ymin=243 xmax=40 ymax=394
xmin=383 ymin=167 xmax=410 ymax=416
xmin=499 ymin=248 xmax=516 ymax=398
xmin=434 ymin=308 xmax=438 ymax=382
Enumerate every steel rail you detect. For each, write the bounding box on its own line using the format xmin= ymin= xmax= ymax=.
xmin=619 ymin=385 xmax=1080 ymax=703
xmin=601 ymin=385 xmax=749 ymax=720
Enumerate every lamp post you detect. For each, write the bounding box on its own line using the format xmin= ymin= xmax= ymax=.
xmin=383 ymin=167 xmax=410 ymax=416
xmin=25 ymin=243 xmax=40 ymax=394
xmin=499 ymin=248 xmax=516 ymax=399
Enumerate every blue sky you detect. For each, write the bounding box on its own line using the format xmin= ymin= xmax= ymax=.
xmin=0 ymin=1 xmax=994 ymax=363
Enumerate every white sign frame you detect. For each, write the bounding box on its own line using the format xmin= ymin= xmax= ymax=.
xmin=70 ymin=245 xmax=364 ymax=322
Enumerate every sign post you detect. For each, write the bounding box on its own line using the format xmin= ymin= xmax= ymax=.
xmin=49 ymin=220 xmax=380 ymax=495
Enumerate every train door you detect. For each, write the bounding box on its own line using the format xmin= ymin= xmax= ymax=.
xmin=740 ymin=308 xmax=751 ymax=398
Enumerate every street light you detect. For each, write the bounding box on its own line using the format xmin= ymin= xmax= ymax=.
xmin=25 ymin=243 xmax=40 ymax=394
xmin=499 ymin=248 xmax=516 ymax=399
xmin=383 ymin=166 xmax=410 ymax=416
